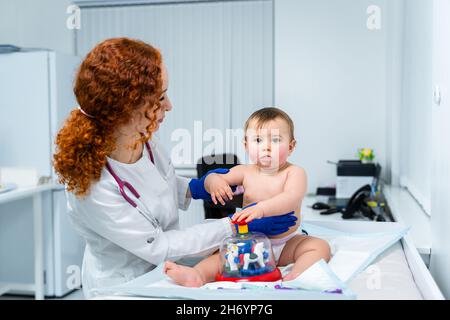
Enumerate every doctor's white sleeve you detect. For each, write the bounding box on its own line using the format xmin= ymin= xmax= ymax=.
xmin=176 ymin=175 xmax=191 ymax=210
xmin=78 ymin=183 xmax=233 ymax=266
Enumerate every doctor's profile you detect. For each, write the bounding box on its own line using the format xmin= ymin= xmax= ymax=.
xmin=52 ymin=38 xmax=297 ymax=298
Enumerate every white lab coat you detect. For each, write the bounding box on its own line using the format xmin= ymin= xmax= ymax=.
xmin=66 ymin=136 xmax=233 ymax=298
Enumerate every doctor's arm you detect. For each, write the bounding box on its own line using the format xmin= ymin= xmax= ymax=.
xmin=80 ymin=186 xmax=234 ymax=265
xmin=232 ymin=167 xmax=307 ymax=222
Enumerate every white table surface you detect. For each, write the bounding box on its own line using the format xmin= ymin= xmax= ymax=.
xmin=0 ymin=183 xmax=60 ymax=300
xmin=0 ymin=184 xmax=56 ymax=204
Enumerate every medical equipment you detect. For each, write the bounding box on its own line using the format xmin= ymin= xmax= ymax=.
xmin=216 ymin=220 xmax=282 ymax=282
xmin=105 ymin=142 xmax=161 ymax=233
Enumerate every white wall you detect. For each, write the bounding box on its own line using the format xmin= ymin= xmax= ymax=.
xmin=0 ymin=0 xmax=74 ymax=55
xmin=275 ymin=0 xmax=391 ymax=193
xmin=430 ymin=0 xmax=450 ymax=299
xmin=384 ymin=0 xmax=404 ymax=188
xmin=399 ymin=0 xmax=433 ymax=214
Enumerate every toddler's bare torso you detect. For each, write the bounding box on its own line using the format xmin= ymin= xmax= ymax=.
xmin=241 ymin=163 xmax=302 ymax=239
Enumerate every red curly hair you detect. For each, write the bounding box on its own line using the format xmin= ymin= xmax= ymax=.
xmin=53 ymin=38 xmax=163 ymax=197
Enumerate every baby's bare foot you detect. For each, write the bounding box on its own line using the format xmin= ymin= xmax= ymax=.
xmin=283 ymin=272 xmax=300 ymax=282
xmin=163 ymin=261 xmax=205 ymax=287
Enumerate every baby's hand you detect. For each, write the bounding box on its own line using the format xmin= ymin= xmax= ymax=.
xmin=232 ymin=204 xmax=265 ymax=223
xmin=205 ymin=174 xmax=234 ymax=206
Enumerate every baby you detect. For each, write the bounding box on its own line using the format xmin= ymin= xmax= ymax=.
xmin=164 ymin=107 xmax=330 ymax=286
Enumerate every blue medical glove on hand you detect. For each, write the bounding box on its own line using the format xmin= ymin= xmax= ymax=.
xmin=229 ymin=203 xmax=297 ymax=236
xmin=189 ymin=168 xmax=235 ymax=201
xmin=248 ymin=214 xmax=297 ymax=236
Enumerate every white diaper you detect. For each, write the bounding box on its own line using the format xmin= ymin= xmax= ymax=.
xmin=270 ymin=232 xmax=299 ymax=262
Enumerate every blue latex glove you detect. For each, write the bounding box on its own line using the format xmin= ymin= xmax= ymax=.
xmin=189 ymin=168 xmax=232 ymax=200
xmin=229 ymin=203 xmax=298 ymax=236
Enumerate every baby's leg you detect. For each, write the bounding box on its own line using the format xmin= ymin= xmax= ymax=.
xmin=164 ymin=253 xmax=221 ymax=287
xmin=277 ymin=235 xmax=331 ymax=281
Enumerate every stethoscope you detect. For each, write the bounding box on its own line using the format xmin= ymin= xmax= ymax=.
xmin=105 ymin=141 xmax=162 ymax=235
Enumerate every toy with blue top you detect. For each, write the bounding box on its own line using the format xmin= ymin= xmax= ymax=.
xmin=216 ymin=220 xmax=282 ymax=282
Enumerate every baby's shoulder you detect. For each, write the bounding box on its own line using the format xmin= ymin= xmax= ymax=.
xmin=233 ymin=164 xmax=259 ymax=179
xmin=285 ymin=164 xmax=307 ymax=179
xmin=234 ymin=164 xmax=258 ymax=173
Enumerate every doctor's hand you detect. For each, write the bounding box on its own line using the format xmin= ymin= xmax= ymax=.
xmin=229 ymin=203 xmax=298 ymax=236
xmin=189 ymin=168 xmax=233 ymax=201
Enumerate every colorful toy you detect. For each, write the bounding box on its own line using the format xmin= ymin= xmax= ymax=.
xmin=216 ymin=220 xmax=282 ymax=282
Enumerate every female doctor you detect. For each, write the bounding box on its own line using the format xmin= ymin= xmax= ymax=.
xmin=53 ymin=38 xmax=297 ymax=298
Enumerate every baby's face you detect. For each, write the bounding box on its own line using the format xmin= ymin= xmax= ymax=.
xmin=244 ymin=117 xmax=296 ymax=170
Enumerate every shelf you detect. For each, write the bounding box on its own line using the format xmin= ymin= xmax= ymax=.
xmin=383 ymin=185 xmax=431 ymax=256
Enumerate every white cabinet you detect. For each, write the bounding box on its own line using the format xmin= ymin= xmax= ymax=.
xmin=430 ymin=0 xmax=450 ymax=299
xmin=0 ymin=51 xmax=84 ymax=297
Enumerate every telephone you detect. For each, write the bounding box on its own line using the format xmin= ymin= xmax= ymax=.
xmin=317 ymin=184 xmax=385 ymax=221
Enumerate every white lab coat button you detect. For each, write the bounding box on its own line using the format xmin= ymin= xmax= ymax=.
xmin=147 ymin=237 xmax=155 ymax=244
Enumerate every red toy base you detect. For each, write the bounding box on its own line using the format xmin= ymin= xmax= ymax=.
xmin=215 ymin=268 xmax=282 ymax=282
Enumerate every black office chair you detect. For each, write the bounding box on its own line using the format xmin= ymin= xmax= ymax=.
xmin=196 ymin=154 xmax=244 ymax=219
